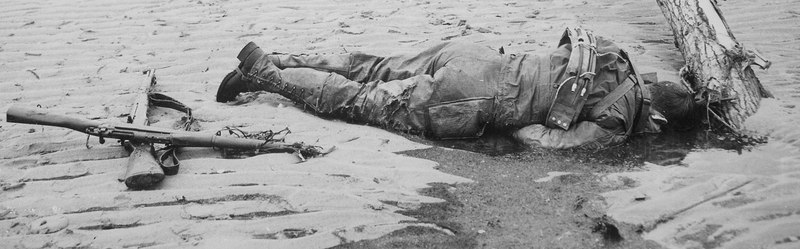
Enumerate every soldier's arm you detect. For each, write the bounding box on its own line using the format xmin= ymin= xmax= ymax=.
xmin=512 ymin=118 xmax=627 ymax=149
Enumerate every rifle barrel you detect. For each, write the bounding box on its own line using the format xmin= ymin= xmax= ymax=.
xmin=170 ymin=133 xmax=281 ymax=150
xmin=6 ymin=105 xmax=99 ymax=132
xmin=6 ymin=105 xmax=292 ymax=151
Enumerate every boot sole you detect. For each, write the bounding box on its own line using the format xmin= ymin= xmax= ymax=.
xmin=216 ymin=70 xmax=240 ymax=102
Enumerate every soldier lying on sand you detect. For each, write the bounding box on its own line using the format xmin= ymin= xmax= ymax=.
xmin=215 ymin=28 xmax=696 ymax=149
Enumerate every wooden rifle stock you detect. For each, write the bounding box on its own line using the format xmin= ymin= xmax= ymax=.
xmin=123 ymin=69 xmax=164 ymax=190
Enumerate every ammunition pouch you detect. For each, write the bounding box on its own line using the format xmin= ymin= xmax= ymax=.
xmin=426 ymin=97 xmax=494 ymax=139
xmin=545 ymin=27 xmax=598 ymax=130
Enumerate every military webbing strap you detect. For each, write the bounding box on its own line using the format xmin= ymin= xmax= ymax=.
xmin=149 ymin=93 xmax=194 ymax=131
xmin=588 ymin=50 xmax=651 ymax=135
xmin=545 ymin=27 xmax=598 ymax=130
xmin=147 ymin=92 xmax=195 ymax=175
xmin=632 ymin=53 xmax=652 ymax=134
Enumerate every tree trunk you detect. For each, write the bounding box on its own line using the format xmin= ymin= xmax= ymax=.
xmin=655 ymin=0 xmax=772 ymax=131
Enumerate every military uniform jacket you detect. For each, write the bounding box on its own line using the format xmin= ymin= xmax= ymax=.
xmin=506 ymin=36 xmax=663 ymax=149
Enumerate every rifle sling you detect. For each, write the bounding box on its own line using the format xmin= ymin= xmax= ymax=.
xmin=147 ymin=92 xmax=194 ymax=173
xmin=149 ymin=93 xmax=191 ymax=116
xmin=156 ymin=146 xmax=180 ymax=175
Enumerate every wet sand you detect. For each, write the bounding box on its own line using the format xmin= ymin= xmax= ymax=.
xmin=2 ymin=0 xmax=799 ymax=248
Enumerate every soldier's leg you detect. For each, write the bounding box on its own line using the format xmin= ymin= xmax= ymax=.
xmin=217 ymin=42 xmax=444 ymax=103
xmin=239 ymin=41 xmax=459 ymax=83
xmin=239 ymin=57 xmax=434 ymax=133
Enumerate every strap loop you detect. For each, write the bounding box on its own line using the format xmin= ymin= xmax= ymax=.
xmin=156 ymin=146 xmax=180 ymax=175
xmin=147 ymin=92 xmax=194 ymax=173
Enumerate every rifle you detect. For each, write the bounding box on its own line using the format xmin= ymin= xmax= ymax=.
xmin=123 ymin=69 xmax=165 ymax=190
xmin=6 ymin=105 xmax=319 ymax=169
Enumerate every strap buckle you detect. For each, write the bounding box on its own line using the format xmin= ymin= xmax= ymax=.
xmin=545 ymin=27 xmax=598 ymax=130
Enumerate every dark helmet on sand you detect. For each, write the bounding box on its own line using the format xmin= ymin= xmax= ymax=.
xmin=647 ymin=80 xmax=698 ymax=130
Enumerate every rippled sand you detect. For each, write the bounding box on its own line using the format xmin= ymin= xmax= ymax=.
xmin=1 ymin=0 xmax=798 ymax=248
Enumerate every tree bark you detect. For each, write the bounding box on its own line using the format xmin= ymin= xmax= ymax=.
xmin=655 ymin=0 xmax=772 ymax=131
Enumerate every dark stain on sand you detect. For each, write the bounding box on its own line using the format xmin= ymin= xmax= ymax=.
xmin=334 ymin=127 xmax=763 ymax=248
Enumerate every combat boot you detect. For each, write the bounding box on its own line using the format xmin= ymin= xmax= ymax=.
xmin=216 ymin=69 xmax=259 ymax=102
xmin=216 ymin=42 xmax=276 ymax=102
xmin=235 ymin=42 xmax=326 ymax=111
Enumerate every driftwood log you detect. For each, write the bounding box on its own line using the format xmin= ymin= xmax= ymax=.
xmin=655 ymin=0 xmax=772 ymax=131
